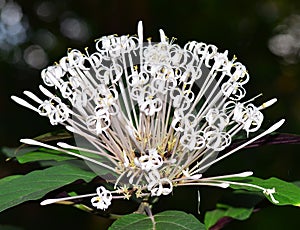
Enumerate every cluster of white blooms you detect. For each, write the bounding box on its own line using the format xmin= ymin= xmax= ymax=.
xmin=12 ymin=21 xmax=283 ymax=210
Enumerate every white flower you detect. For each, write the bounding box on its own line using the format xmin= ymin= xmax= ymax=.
xmin=147 ymin=170 xmax=173 ymax=196
xmin=135 ymin=149 xmax=163 ymax=172
xmin=91 ymin=186 xmax=112 ymax=210
xmin=13 ymin=21 xmax=284 ymax=210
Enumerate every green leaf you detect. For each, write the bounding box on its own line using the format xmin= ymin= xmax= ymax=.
xmin=2 ymin=145 xmax=116 ymax=178
xmin=17 ymin=149 xmax=75 ymax=163
xmin=109 ymin=213 xmax=152 ymax=229
xmin=4 ymin=146 xmax=117 ymax=179
xmin=227 ymin=177 xmax=300 ymax=207
xmin=109 ymin=210 xmax=205 ymax=230
xmin=293 ymin=181 xmax=300 ymax=187
xmin=0 ymin=164 xmax=97 ymax=213
xmin=204 ymin=204 xmax=253 ymax=229
xmin=1 ymin=146 xmax=37 ymax=158
xmin=2 ymin=146 xmax=113 ymax=171
xmin=0 ymin=175 xmax=22 ymax=183
xmin=2 ymin=147 xmax=75 ymax=163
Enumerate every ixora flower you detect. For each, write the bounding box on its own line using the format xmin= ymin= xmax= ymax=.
xmin=12 ymin=21 xmax=284 ymax=210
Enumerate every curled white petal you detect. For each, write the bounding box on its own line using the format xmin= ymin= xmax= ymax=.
xmin=91 ymin=186 xmax=112 ymax=210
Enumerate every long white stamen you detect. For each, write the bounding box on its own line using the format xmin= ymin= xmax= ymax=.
xmin=258 ymin=98 xmax=277 ymax=110
xmin=159 ymin=29 xmax=166 ymax=43
xmin=176 ymin=182 xmax=230 ymax=188
xmin=23 ymin=91 xmax=43 ymax=104
xmin=204 ymin=179 xmax=279 ymax=203
xmin=194 ymin=119 xmax=285 ymax=174
xmin=41 ymin=193 xmax=97 ymax=206
xmin=20 ymin=139 xmax=116 ymax=172
xmin=57 ymin=142 xmax=119 ymax=163
xmin=39 ymin=85 xmax=55 ymax=98
xmin=11 ymin=96 xmax=39 ymax=112
xmin=138 ymin=21 xmax=143 ymax=44
xmin=202 ymin=171 xmax=253 ymax=180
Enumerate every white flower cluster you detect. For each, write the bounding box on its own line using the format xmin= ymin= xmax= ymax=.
xmin=13 ymin=21 xmax=283 ymax=210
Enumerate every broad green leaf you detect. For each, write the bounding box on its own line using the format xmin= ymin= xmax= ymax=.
xmin=7 ymin=146 xmax=118 ymax=178
xmin=2 ymin=144 xmax=117 ymax=179
xmin=1 ymin=146 xmax=37 ymax=158
xmin=0 ymin=164 xmax=97 ymax=212
xmin=109 ymin=213 xmax=152 ymax=229
xmin=0 ymin=175 xmax=22 ymax=183
xmin=204 ymin=204 xmax=253 ymax=229
xmin=2 ymin=147 xmax=112 ymax=171
xmin=2 ymin=147 xmax=75 ymax=163
xmin=293 ymin=181 xmax=300 ymax=187
xmin=18 ymin=149 xmax=75 ymax=163
xmin=227 ymin=177 xmax=300 ymax=207
xmin=109 ymin=210 xmax=205 ymax=230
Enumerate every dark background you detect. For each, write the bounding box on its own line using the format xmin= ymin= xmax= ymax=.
xmin=0 ymin=0 xmax=300 ymax=229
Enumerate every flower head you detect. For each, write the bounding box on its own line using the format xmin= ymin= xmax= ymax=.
xmin=12 ymin=21 xmax=283 ymax=209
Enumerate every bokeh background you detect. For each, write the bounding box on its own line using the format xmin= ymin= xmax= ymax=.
xmin=0 ymin=0 xmax=300 ymax=229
